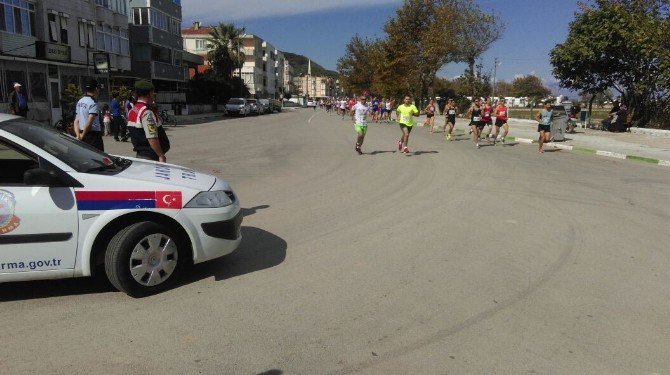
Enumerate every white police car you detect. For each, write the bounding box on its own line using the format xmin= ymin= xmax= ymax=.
xmin=0 ymin=115 xmax=242 ymax=297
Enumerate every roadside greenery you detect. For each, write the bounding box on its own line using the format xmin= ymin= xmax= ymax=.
xmin=187 ymin=22 xmax=250 ymax=104
xmin=550 ymin=0 xmax=670 ymax=128
xmin=337 ymin=0 xmax=504 ymax=103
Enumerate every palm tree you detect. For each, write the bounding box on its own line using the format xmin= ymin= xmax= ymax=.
xmin=207 ymin=23 xmax=245 ymax=78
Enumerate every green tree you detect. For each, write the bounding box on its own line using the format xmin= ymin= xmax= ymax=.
xmin=550 ymin=0 xmax=670 ymax=127
xmin=511 ymin=75 xmax=551 ymax=102
xmin=452 ymin=0 xmax=505 ymax=96
xmin=337 ymin=35 xmax=379 ymax=95
xmin=494 ymin=80 xmax=513 ymax=97
xmin=381 ymin=0 xmax=461 ymax=101
xmin=207 ymin=23 xmax=246 ymax=78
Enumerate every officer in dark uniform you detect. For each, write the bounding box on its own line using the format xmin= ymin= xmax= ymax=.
xmin=126 ymin=80 xmax=169 ymax=162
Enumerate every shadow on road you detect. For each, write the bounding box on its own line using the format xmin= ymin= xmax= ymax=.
xmin=181 ymin=226 xmax=287 ymax=283
xmin=412 ymin=150 xmax=439 ymax=155
xmin=241 ymin=204 xmax=270 ymax=217
xmin=0 ymin=225 xmax=286 ymax=301
xmin=257 ymin=370 xmax=282 ymax=375
xmin=367 ymin=150 xmax=395 ymax=155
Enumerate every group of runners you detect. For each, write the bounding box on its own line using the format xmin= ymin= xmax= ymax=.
xmin=321 ymin=97 xmax=396 ymax=123
xmin=348 ymin=94 xmax=556 ymax=155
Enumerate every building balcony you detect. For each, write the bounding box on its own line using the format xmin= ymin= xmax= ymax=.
xmin=0 ymin=33 xmax=36 ymax=58
xmin=152 ymin=61 xmax=186 ymax=82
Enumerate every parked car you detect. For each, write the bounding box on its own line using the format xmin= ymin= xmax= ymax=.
xmin=225 ymin=98 xmax=250 ymax=117
xmin=0 ymin=116 xmax=242 ymax=297
xmin=257 ymin=99 xmax=271 ymax=114
xmin=246 ymin=99 xmax=260 ymax=115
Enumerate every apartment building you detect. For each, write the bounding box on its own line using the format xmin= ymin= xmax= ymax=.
xmin=293 ymin=75 xmax=335 ymax=99
xmin=181 ymin=21 xmax=209 ymax=77
xmin=0 ymin=0 xmax=132 ymax=124
xmin=182 ymin=24 xmax=292 ymax=99
xmin=283 ymin=58 xmax=294 ymax=96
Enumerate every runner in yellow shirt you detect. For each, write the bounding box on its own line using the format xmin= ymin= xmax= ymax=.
xmin=396 ymin=95 xmax=420 ymax=155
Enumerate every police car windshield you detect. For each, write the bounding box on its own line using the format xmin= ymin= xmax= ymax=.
xmin=228 ymin=99 xmax=244 ymax=105
xmin=0 ymin=119 xmax=129 ymax=173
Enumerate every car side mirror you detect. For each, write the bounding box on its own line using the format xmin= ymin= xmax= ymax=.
xmin=23 ymin=168 xmax=62 ymax=186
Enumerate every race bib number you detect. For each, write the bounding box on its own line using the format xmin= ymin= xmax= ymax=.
xmin=473 ymin=116 xmax=481 ymax=122
xmin=401 ymin=114 xmax=410 ymax=122
xmin=541 ymin=118 xmax=550 ymax=126
xmin=448 ymin=110 xmax=456 ymax=115
xmin=499 ymin=111 xmax=506 ymax=117
xmin=484 ymin=112 xmax=490 ymax=117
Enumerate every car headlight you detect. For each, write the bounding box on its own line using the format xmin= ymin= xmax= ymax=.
xmin=185 ymin=190 xmax=234 ymax=208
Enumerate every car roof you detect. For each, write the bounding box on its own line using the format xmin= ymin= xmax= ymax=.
xmin=0 ymin=114 xmax=22 ymax=124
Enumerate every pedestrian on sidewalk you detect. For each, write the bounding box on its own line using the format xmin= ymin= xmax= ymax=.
xmin=102 ymin=104 xmax=112 ymax=136
xmin=9 ymin=83 xmax=28 ymax=118
xmin=536 ymin=100 xmax=554 ymax=153
xmin=73 ymin=79 xmax=104 ymax=151
xmin=396 ymin=95 xmax=419 ymax=155
xmin=110 ymin=92 xmax=126 ymax=141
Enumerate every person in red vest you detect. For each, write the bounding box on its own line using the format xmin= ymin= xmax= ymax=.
xmin=126 ymin=80 xmax=169 ymax=162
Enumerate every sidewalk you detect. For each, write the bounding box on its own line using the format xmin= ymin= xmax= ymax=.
xmin=174 ymin=111 xmax=226 ymax=123
xmin=430 ymin=116 xmax=670 ymax=166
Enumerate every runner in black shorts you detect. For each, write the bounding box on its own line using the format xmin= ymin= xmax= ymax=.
xmin=467 ymin=98 xmax=484 ymax=149
xmin=444 ymin=99 xmax=457 ymax=141
xmin=493 ymin=97 xmax=509 ymax=144
xmin=536 ymin=100 xmax=554 ymax=153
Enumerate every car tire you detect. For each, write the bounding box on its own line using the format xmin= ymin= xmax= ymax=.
xmin=105 ymin=221 xmax=187 ymax=297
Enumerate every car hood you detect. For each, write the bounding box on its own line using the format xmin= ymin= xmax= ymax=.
xmin=114 ymin=157 xmax=216 ymax=191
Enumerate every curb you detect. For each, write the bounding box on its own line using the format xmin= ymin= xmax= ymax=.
xmin=503 ymin=136 xmax=670 ymax=167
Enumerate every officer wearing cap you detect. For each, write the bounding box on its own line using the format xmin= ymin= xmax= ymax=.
xmin=74 ymin=78 xmax=104 ymax=151
xmin=127 ymin=80 xmax=169 ymax=162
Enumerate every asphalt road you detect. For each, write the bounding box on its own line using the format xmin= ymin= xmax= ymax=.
xmin=2 ymin=109 xmax=669 ymax=374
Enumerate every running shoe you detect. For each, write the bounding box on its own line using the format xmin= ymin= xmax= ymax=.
xmin=501 ymin=137 xmax=506 ymax=144
xmin=538 ymin=146 xmax=544 ymax=153
xmin=397 ymin=140 xmax=402 ymax=151
xmin=446 ymin=133 xmax=452 ymax=141
xmin=403 ymin=147 xmax=409 ymax=155
xmin=476 ymin=143 xmax=480 ymax=149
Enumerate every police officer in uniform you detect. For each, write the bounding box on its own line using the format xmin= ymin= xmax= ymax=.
xmin=74 ymin=79 xmax=104 ymax=151
xmin=127 ymin=80 xmax=168 ymax=162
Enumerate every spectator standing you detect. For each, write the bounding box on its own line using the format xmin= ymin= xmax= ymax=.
xmin=110 ymin=92 xmax=126 ymax=141
xmin=73 ymin=79 xmax=104 ymax=151
xmin=102 ymin=104 xmax=112 ymax=136
xmin=9 ymin=83 xmax=28 ymax=118
xmin=127 ymin=80 xmax=169 ymax=162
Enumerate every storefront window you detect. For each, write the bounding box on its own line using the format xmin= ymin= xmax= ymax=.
xmin=4 ymin=70 xmax=26 ymax=101
xmin=29 ymin=72 xmax=47 ymax=102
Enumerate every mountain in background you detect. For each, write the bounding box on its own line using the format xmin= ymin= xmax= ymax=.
xmin=283 ymin=52 xmax=338 ymax=78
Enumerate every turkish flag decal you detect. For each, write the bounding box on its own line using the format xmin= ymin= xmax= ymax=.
xmin=155 ymin=191 xmax=182 ymax=209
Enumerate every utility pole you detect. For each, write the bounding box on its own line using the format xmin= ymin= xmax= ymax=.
xmin=492 ymin=57 xmax=499 ymax=98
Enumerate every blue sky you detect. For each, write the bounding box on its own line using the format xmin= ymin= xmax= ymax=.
xmin=182 ymin=0 xmax=581 ymax=94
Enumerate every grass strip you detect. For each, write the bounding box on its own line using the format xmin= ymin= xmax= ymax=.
xmin=626 ymin=155 xmax=659 ymax=164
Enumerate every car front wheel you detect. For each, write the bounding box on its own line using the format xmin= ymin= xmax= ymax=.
xmin=105 ymin=221 xmax=187 ymax=297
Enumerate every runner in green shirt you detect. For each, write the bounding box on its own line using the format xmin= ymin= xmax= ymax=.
xmin=396 ymin=95 xmax=420 ymax=155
